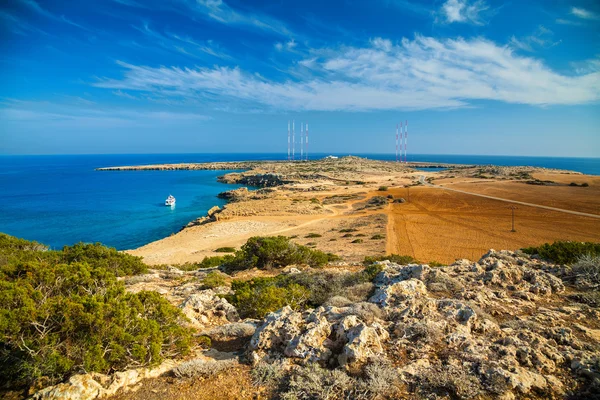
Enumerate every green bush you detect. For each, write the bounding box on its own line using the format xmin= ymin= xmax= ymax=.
xmin=198 ymin=255 xmax=235 ymax=269
xmin=215 ymin=247 xmax=236 ymax=253
xmin=226 ymin=268 xmax=378 ymax=318
xmin=351 ymin=239 xmax=363 ymax=244
xmin=202 ymin=271 xmax=229 ymax=289
xmin=339 ymin=228 xmax=358 ymax=233
xmin=378 ymin=186 xmax=388 ymax=191
xmin=226 ymin=277 xmax=310 ymax=318
xmin=371 ymin=234 xmax=385 ymax=240
xmin=522 ymin=241 xmax=600 ymax=265
xmin=0 ymin=234 xmax=191 ymax=391
xmin=222 ymin=236 xmax=339 ymax=273
xmin=363 ymin=254 xmax=419 ymax=265
xmin=305 ymin=233 xmax=322 ymax=238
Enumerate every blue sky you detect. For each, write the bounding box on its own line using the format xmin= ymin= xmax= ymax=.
xmin=1 ymin=0 xmax=599 ymax=156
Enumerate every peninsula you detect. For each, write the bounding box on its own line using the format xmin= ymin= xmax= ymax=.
xmin=97 ymin=157 xmax=599 ymax=266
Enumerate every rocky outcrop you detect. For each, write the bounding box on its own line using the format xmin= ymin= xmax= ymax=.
xmin=248 ymin=250 xmax=600 ymax=399
xmin=217 ymin=187 xmax=276 ymax=202
xmin=218 ymin=173 xmax=291 ymax=187
xmin=31 ymin=359 xmax=177 ymax=400
xmin=183 ymin=205 xmax=224 ymax=229
xmin=180 ymin=288 xmax=239 ymax=328
xmin=248 ymin=305 xmax=390 ymax=372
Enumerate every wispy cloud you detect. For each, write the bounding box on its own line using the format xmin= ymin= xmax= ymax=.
xmin=113 ymin=0 xmax=294 ymax=37
xmin=132 ymin=22 xmax=230 ymax=60
xmin=0 ymin=99 xmax=210 ymax=127
xmin=571 ymin=7 xmax=599 ymax=20
xmin=509 ymin=25 xmax=561 ymax=52
xmin=17 ymin=0 xmax=92 ymax=31
xmin=92 ymin=36 xmax=600 ymax=112
xmin=555 ymin=18 xmax=583 ymax=26
xmin=0 ymin=10 xmax=48 ymax=36
xmin=439 ymin=0 xmax=490 ymax=25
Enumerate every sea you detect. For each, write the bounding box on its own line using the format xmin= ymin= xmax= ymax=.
xmin=1 ymin=153 xmax=599 ymax=251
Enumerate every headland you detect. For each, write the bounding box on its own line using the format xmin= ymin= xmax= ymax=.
xmin=98 ymin=156 xmax=600 ymax=266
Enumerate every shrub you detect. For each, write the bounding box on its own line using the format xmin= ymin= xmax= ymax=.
xmin=570 ymin=254 xmax=600 ymax=286
xmin=339 ymin=228 xmax=358 ymax=233
xmin=324 ymin=296 xmax=353 ymax=307
xmin=0 ymin=235 xmax=192 ymax=391
xmin=522 ymin=241 xmax=600 ymax=265
xmin=351 ymin=239 xmax=363 ymax=244
xmin=251 ymin=359 xmax=287 ymax=387
xmin=363 ymin=254 xmax=419 ymax=265
xmin=222 ymin=236 xmax=339 ymax=273
xmin=371 ymin=234 xmax=385 ymax=240
xmin=202 ymin=271 xmax=229 ymax=289
xmin=429 ymin=260 xmax=444 ymax=267
xmin=199 ymin=255 xmax=235 ymax=269
xmin=418 ymin=365 xmax=482 ymax=400
xmin=226 ymin=277 xmax=310 ymax=318
xmin=215 ymin=246 xmax=236 ymax=253
xmin=387 ymin=194 xmax=394 ymax=199
xmin=305 ymin=233 xmax=322 ymax=238
xmin=346 ymin=282 xmax=375 ymax=302
xmin=378 ymin=186 xmax=388 ymax=191
xmin=173 ymin=359 xmax=235 ymax=379
xmin=342 ymin=233 xmax=354 ymax=238
xmin=281 ymin=364 xmax=356 ymax=400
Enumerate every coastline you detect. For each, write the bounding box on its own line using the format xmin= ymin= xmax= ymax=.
xmin=103 ymin=156 xmax=600 ymax=266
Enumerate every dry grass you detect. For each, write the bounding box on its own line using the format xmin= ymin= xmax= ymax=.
xmin=385 ymin=186 xmax=600 ymax=264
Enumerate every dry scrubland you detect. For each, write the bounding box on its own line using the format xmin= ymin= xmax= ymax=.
xmin=8 ymin=157 xmax=600 ymax=400
xmin=124 ymin=157 xmax=600 ymax=266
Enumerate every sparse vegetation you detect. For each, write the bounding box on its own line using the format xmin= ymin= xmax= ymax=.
xmin=351 ymin=239 xmax=363 ymax=243
xmin=371 ymin=234 xmax=385 ymax=240
xmin=173 ymin=359 xmax=236 ymax=379
xmin=339 ymin=228 xmax=358 ymax=233
xmin=522 ymin=241 xmax=600 ymax=265
xmin=198 ymin=255 xmax=234 ymax=269
xmin=305 ymin=233 xmax=322 ymax=238
xmin=363 ymin=254 xmax=419 ymax=265
xmin=215 ymin=246 xmax=236 ymax=253
xmin=569 ymin=182 xmax=589 ymax=187
xmin=378 ymin=186 xmax=388 ymax=191
xmin=202 ymin=270 xmax=229 ymax=289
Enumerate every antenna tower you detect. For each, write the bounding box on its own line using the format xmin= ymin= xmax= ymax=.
xmin=404 ymin=120 xmax=408 ymax=163
xmin=292 ymin=120 xmax=295 ymax=161
xmin=300 ymin=123 xmax=304 ymax=161
xmin=306 ymin=123 xmax=309 ymax=161
xmin=395 ymin=124 xmax=399 ymax=163
xmin=287 ymin=121 xmax=290 ymax=160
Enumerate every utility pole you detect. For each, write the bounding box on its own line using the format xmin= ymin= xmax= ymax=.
xmin=510 ymin=206 xmax=517 ymax=232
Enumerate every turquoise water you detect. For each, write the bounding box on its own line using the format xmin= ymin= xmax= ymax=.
xmin=1 ymin=153 xmax=598 ymax=250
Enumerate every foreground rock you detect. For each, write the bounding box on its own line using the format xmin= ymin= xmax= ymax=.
xmin=249 ymin=250 xmax=600 ymax=399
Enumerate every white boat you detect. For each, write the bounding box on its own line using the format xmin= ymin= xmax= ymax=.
xmin=165 ymin=194 xmax=176 ymax=206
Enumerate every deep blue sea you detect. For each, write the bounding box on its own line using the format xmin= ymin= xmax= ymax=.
xmin=1 ymin=153 xmax=598 ymax=250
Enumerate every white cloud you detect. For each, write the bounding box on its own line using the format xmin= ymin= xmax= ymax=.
xmin=508 ymin=25 xmax=561 ymax=52
xmin=275 ymin=39 xmax=297 ymax=51
xmin=441 ymin=0 xmax=489 ymax=25
xmin=92 ymin=36 xmax=600 ymax=111
xmin=571 ymin=7 xmax=599 ymax=20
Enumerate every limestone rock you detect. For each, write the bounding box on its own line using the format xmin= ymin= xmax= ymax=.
xmin=180 ymin=289 xmax=239 ymax=328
